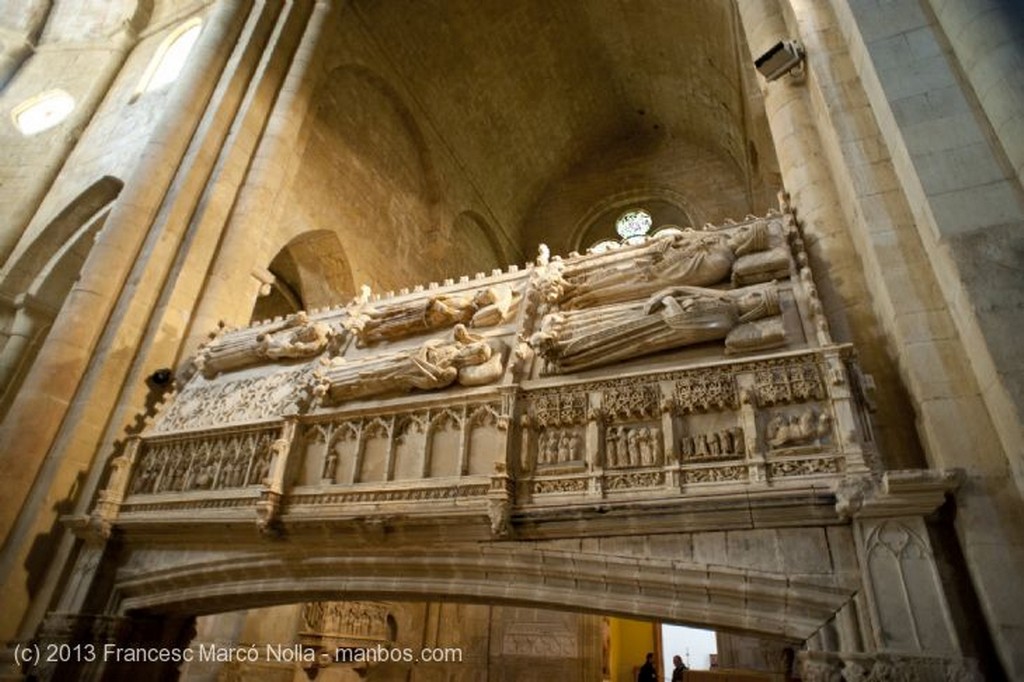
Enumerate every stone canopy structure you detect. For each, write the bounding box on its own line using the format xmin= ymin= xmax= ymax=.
xmin=0 ymin=1 xmax=1022 ymax=681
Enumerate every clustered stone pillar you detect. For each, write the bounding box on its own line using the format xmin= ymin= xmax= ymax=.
xmin=0 ymin=0 xmax=254 ymax=644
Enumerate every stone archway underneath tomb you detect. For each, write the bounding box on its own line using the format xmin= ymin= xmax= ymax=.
xmin=44 ymin=204 xmax=981 ymax=682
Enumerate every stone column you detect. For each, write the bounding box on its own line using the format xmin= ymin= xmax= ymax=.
xmin=31 ymin=612 xmax=195 ymax=682
xmin=185 ymin=1 xmax=333 ymax=353
xmin=0 ymin=0 xmax=254 ymax=642
xmin=734 ymin=0 xmax=920 ymax=471
xmin=0 ymin=293 xmax=54 ymax=405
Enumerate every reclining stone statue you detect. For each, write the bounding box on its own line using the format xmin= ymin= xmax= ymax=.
xmin=355 ymin=283 xmax=519 ymax=346
xmin=531 ymin=283 xmax=785 ymax=373
xmin=194 ymin=311 xmax=338 ymax=378
xmin=317 ymin=324 xmax=506 ymax=403
xmin=560 ymin=221 xmax=771 ymax=309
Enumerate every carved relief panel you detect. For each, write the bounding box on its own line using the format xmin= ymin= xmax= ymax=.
xmin=603 ymin=424 xmax=661 ymax=468
xmin=535 ymin=427 xmax=585 ymax=469
xmin=761 ymin=406 xmax=833 ymax=452
xmin=675 ymin=414 xmax=746 ymax=463
xmin=859 ymin=518 xmax=959 ymax=656
xmin=129 ymin=428 xmax=279 ymax=496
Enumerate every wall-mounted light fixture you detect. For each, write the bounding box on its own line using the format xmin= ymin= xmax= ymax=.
xmin=754 ymin=40 xmax=805 ymax=82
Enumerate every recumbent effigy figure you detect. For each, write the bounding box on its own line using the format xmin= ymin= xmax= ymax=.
xmin=560 ymin=221 xmax=772 ymax=309
xmin=317 ymin=324 xmax=506 ymax=403
xmin=530 ymin=283 xmax=785 ymax=373
xmin=355 ymin=283 xmax=519 ymax=346
xmin=194 ymin=311 xmax=338 ymax=378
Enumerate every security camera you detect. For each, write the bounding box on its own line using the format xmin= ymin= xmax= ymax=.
xmin=148 ymin=368 xmax=173 ymax=387
xmin=754 ymin=40 xmax=805 ymax=81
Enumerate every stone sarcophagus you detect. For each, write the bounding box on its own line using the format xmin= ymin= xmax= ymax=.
xmin=94 ymin=201 xmax=879 ymax=539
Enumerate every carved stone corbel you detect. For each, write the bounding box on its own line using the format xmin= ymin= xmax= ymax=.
xmin=833 ymin=475 xmax=879 ymax=520
xmin=487 ymin=462 xmax=514 ymax=539
xmin=256 ymin=491 xmax=283 ymax=538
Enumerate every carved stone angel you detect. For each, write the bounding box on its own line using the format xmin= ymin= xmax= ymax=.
xmin=531 ymin=283 xmax=785 ymax=373
xmin=561 ymin=221 xmax=771 ymax=309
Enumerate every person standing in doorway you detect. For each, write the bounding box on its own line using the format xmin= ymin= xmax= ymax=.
xmin=637 ymin=652 xmax=657 ymax=682
xmin=671 ymin=654 xmax=689 ymax=681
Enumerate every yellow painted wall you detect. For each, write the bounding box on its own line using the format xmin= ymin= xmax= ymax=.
xmin=608 ymin=617 xmax=658 ymax=682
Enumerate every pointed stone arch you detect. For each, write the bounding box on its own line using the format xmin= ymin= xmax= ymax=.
xmin=0 ymin=176 xmax=123 ymax=415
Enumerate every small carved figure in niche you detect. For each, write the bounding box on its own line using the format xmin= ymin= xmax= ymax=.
xmin=606 ymin=430 xmax=619 ymax=467
xmin=731 ymin=427 xmax=746 ymax=455
xmin=545 ymin=432 xmax=559 ymax=464
xmin=131 ymin=457 xmax=158 ymax=495
xmin=489 ymin=497 xmax=511 ymax=537
xmin=570 ymin=431 xmax=582 ymax=461
xmin=695 ymin=433 xmax=709 ymax=458
xmin=817 ymin=411 xmax=831 ymax=439
xmin=716 ymin=428 xmax=733 ymax=454
xmin=537 ymin=432 xmax=549 ymax=466
xmin=201 ymin=455 xmax=218 ymax=489
xmin=181 ymin=457 xmax=197 ymax=491
xmin=220 ymin=457 xmax=236 ymax=489
xmin=250 ymin=447 xmax=271 ymax=486
xmin=639 ymin=428 xmax=657 ymax=466
xmin=169 ymin=455 xmax=187 ymax=491
xmin=532 ymin=283 xmax=784 ymax=373
xmin=558 ymin=431 xmax=572 ymax=463
xmin=615 ymin=429 xmax=628 ymax=465
xmin=323 ymin=449 xmax=338 ymax=482
xmin=624 ymin=429 xmax=637 ymax=466
xmin=302 ymin=602 xmax=325 ymax=633
xmin=562 ymin=222 xmax=771 ymax=309
xmin=234 ymin=451 xmax=249 ymax=486
xmin=680 ymin=426 xmax=745 ymax=461
xmin=320 ymin=325 xmax=505 ymax=402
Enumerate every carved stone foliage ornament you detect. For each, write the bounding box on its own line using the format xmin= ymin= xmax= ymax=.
xmin=526 ymin=391 xmax=588 ymax=428
xmin=301 ymin=601 xmax=391 ymax=641
xmin=754 ymin=359 xmax=825 ymax=406
xmin=152 ymin=367 xmax=314 ymax=433
xmin=673 ymin=368 xmax=738 ymax=414
xmin=798 ymin=652 xmax=981 ymax=682
xmin=602 ymin=383 xmax=659 ymax=421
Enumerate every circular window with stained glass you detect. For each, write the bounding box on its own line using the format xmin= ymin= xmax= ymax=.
xmin=615 ymin=209 xmax=653 ymax=240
